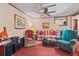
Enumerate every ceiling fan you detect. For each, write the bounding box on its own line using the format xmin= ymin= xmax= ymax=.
xmin=37 ymin=4 xmax=56 ymax=16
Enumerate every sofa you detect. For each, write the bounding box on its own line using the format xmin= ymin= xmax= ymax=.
xmin=10 ymin=37 xmax=24 ymax=54
xmin=55 ymin=30 xmax=77 ymax=55
xmin=4 ymin=39 xmax=13 ymax=56
xmin=42 ymin=37 xmax=56 ymax=47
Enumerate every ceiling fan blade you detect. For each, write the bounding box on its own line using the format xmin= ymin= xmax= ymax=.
xmin=46 ymin=13 xmax=51 ymax=16
xmin=48 ymin=11 xmax=56 ymax=13
xmin=37 ymin=11 xmax=56 ymax=14
xmin=45 ymin=4 xmax=56 ymax=8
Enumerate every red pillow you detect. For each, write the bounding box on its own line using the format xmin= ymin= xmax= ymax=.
xmin=39 ymin=30 xmax=44 ymax=35
xmin=25 ymin=30 xmax=33 ymax=39
xmin=51 ymin=31 xmax=57 ymax=35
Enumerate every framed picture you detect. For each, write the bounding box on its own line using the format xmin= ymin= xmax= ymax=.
xmin=54 ymin=16 xmax=68 ymax=26
xmin=14 ymin=14 xmax=26 ymax=29
xmin=42 ymin=22 xmax=49 ymax=29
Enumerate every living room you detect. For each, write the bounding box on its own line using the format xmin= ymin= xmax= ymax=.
xmin=0 ymin=3 xmax=79 ymax=56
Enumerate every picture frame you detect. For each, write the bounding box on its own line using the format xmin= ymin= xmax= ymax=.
xmin=14 ymin=14 xmax=26 ymax=29
xmin=42 ymin=22 xmax=49 ymax=29
xmin=54 ymin=16 xmax=68 ymax=26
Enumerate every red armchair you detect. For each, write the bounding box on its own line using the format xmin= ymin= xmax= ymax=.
xmin=24 ymin=30 xmax=35 ymax=47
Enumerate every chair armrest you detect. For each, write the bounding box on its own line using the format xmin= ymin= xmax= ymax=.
xmin=70 ymin=39 xmax=77 ymax=45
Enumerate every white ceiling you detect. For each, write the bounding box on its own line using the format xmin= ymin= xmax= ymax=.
xmin=12 ymin=3 xmax=79 ymax=18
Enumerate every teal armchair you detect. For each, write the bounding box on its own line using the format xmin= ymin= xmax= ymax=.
xmin=55 ymin=30 xmax=77 ymax=55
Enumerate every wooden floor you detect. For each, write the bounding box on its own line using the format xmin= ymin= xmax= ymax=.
xmin=13 ymin=41 xmax=79 ymax=56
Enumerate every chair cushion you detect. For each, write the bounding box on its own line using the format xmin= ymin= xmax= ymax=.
xmin=56 ymin=40 xmax=70 ymax=44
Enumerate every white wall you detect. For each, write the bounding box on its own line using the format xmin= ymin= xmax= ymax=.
xmin=0 ymin=3 xmax=32 ymax=37
xmin=32 ymin=16 xmax=71 ymax=30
